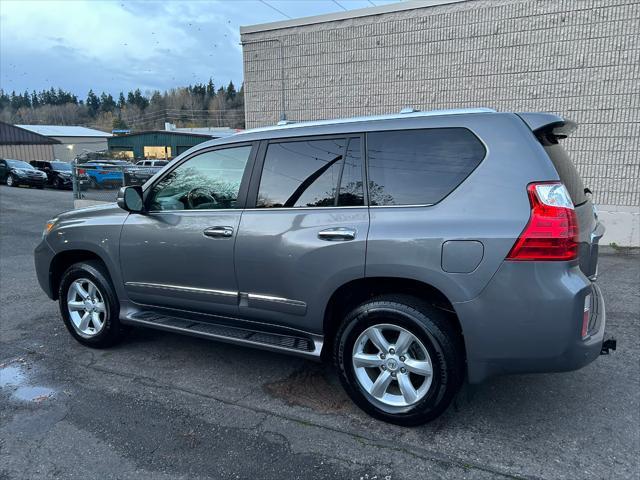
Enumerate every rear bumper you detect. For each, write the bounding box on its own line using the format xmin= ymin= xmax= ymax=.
xmin=455 ymin=261 xmax=606 ymax=384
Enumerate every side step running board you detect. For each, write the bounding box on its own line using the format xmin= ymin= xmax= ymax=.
xmin=124 ymin=311 xmax=323 ymax=359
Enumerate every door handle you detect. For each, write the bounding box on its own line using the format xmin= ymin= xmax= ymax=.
xmin=203 ymin=226 xmax=234 ymax=238
xmin=318 ymin=227 xmax=357 ymax=241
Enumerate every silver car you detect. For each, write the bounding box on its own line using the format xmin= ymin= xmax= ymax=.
xmin=34 ymin=108 xmax=613 ymax=425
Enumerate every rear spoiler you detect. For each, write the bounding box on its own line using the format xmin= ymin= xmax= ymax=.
xmin=516 ymin=112 xmax=577 ymax=139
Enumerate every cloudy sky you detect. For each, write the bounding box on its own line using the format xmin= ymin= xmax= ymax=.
xmin=1 ymin=0 xmax=399 ymax=98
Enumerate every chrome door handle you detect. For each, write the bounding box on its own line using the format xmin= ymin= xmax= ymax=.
xmin=203 ymin=226 xmax=234 ymax=238
xmin=318 ymin=227 xmax=357 ymax=241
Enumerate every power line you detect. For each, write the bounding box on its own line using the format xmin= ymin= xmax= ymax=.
xmin=259 ymin=0 xmax=291 ymax=19
xmin=367 ymin=0 xmax=377 ymax=6
xmin=332 ymin=0 xmax=347 ymax=11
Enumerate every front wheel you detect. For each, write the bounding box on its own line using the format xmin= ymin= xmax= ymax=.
xmin=58 ymin=261 xmax=126 ymax=348
xmin=6 ymin=174 xmax=17 ymax=187
xmin=334 ymin=295 xmax=464 ymax=426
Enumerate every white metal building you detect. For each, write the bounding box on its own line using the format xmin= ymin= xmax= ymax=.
xmin=16 ymin=125 xmax=112 ymax=162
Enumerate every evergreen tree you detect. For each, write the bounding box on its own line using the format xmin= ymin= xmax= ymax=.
xmin=86 ymin=89 xmax=100 ymax=117
xmin=206 ymin=78 xmax=215 ymax=97
xmin=225 ymin=81 xmax=236 ymax=101
xmin=100 ymin=92 xmax=116 ymax=112
xmin=112 ymin=116 xmax=129 ymax=130
xmin=117 ymin=92 xmax=126 ymax=109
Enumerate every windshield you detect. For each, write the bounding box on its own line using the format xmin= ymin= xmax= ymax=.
xmin=7 ymin=160 xmax=34 ymax=169
xmin=51 ymin=162 xmax=71 ymax=171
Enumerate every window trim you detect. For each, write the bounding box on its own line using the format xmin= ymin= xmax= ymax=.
xmin=143 ymin=141 xmax=258 ymax=213
xmin=363 ymin=127 xmax=487 ymax=208
xmin=245 ymin=133 xmax=367 ymax=209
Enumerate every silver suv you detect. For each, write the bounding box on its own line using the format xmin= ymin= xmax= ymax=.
xmin=34 ymin=108 xmax=612 ymax=425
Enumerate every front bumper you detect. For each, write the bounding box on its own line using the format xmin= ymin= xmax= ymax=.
xmin=455 ymin=261 xmax=607 ymax=384
xmin=16 ymin=175 xmax=46 ymax=186
xmin=34 ymin=238 xmax=56 ymax=299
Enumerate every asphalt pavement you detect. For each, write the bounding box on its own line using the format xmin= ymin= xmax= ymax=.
xmin=1 ymin=185 xmax=638 ymax=479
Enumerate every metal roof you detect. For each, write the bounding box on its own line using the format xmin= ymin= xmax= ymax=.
xmin=0 ymin=121 xmax=60 ymax=145
xmin=16 ymin=125 xmax=112 ymax=138
xmin=240 ymin=108 xmax=496 ymax=135
xmin=110 ymin=130 xmax=215 ymax=139
xmin=241 ymin=0 xmax=465 ymax=35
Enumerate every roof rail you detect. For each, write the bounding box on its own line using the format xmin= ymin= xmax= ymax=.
xmin=276 ymin=119 xmax=297 ymax=126
xmin=400 ymin=107 xmax=420 ymax=114
xmin=247 ymin=108 xmax=497 ymax=135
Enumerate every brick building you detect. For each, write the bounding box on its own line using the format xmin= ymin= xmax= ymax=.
xmin=240 ymin=0 xmax=639 ymax=245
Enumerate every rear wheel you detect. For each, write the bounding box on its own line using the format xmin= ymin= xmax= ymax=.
xmin=334 ymin=295 xmax=464 ymax=425
xmin=58 ymin=261 xmax=125 ymax=348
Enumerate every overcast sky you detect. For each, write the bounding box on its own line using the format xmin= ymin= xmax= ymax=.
xmin=0 ymin=0 xmax=400 ymax=98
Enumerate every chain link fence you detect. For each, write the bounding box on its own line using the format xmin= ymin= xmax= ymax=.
xmin=72 ymin=163 xmax=125 ymax=203
xmin=72 ymin=162 xmax=159 ymax=204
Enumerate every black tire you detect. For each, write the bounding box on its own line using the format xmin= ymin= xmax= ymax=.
xmin=6 ymin=174 xmax=17 ymax=187
xmin=54 ymin=178 xmax=63 ymax=189
xmin=334 ymin=294 xmax=464 ymax=426
xmin=58 ymin=260 xmax=126 ymax=348
xmin=89 ymin=178 xmax=100 ymax=189
xmin=36 ymin=185 xmax=44 ymax=189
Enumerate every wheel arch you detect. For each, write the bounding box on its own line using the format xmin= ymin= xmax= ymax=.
xmin=49 ymin=249 xmax=110 ymax=300
xmin=322 ymin=277 xmax=465 ymax=361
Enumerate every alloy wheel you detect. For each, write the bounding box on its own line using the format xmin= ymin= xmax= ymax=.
xmin=66 ymin=278 xmax=107 ymax=338
xmin=352 ymin=323 xmax=433 ymax=409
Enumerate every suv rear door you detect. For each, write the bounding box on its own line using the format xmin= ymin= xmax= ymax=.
xmin=234 ymin=135 xmax=368 ymax=333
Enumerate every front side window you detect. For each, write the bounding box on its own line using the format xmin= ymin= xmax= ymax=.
xmin=256 ymin=137 xmax=363 ymax=208
xmin=367 ymin=128 xmax=486 ymax=206
xmin=147 ymin=145 xmax=251 ymax=211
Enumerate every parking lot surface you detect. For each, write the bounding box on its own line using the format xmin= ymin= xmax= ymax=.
xmin=1 ymin=185 xmax=638 ymax=480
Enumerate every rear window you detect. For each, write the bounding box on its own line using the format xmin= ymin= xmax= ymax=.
xmin=540 ymin=140 xmax=587 ymax=206
xmin=366 ymin=128 xmax=486 ymax=206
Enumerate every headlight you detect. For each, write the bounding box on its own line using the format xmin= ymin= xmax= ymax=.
xmin=14 ymin=169 xmax=27 ymax=176
xmin=43 ymin=218 xmax=58 ymax=238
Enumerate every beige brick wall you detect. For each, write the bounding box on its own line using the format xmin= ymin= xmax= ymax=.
xmin=241 ymin=0 xmax=640 ymax=207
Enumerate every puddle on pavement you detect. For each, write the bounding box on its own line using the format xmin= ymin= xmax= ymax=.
xmin=263 ymin=366 xmax=353 ymax=414
xmin=0 ymin=361 xmax=56 ymax=403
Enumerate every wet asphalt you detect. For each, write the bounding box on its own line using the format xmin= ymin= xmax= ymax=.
xmin=1 ymin=185 xmax=638 ymax=480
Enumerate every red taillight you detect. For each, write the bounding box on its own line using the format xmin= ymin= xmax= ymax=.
xmin=507 ymin=182 xmax=579 ymax=261
xmin=78 ymin=168 xmax=85 ymax=174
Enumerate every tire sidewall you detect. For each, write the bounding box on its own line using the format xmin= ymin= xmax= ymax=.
xmin=336 ymin=302 xmax=457 ymax=425
xmin=58 ymin=262 xmax=121 ymax=347
xmin=7 ymin=174 xmax=15 ymax=187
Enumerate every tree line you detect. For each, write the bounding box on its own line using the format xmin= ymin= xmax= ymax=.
xmin=0 ymin=79 xmax=245 ymax=132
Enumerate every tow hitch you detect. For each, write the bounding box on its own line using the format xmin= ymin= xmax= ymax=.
xmin=601 ymin=338 xmax=617 ymax=355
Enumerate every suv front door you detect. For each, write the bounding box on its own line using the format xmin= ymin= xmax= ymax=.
xmin=119 ymin=143 xmax=255 ymax=317
xmin=234 ymin=135 xmax=369 ymax=333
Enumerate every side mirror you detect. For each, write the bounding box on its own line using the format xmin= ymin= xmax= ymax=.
xmin=117 ymin=186 xmax=144 ymax=213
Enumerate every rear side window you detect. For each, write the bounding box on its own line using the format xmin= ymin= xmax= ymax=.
xmin=257 ymin=137 xmax=364 ymax=208
xmin=366 ymin=128 xmax=486 ymax=206
xmin=540 ymin=139 xmax=587 ymax=206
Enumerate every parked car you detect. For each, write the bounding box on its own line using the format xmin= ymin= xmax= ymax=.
xmin=34 ymin=108 xmax=613 ymax=425
xmin=79 ymin=162 xmax=124 ymax=189
xmin=30 ymin=160 xmax=88 ymax=190
xmin=0 ymin=158 xmax=47 ymax=188
xmin=124 ymin=160 xmax=169 ymax=186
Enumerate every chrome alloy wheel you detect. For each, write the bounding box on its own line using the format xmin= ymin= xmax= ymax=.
xmin=66 ymin=278 xmax=107 ymax=337
xmin=352 ymin=324 xmax=433 ymax=409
